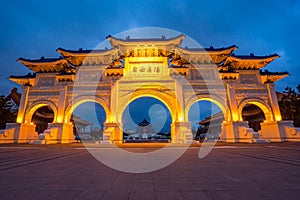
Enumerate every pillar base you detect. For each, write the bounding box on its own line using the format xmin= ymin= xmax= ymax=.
xmin=221 ymin=121 xmax=249 ymax=143
xmin=53 ymin=123 xmax=74 ymax=143
xmin=102 ymin=122 xmax=122 ymax=144
xmin=171 ymin=122 xmax=193 ymax=144
xmin=34 ymin=123 xmax=74 ymax=144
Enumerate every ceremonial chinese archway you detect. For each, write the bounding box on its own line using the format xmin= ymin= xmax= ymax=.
xmin=1 ymin=30 xmax=300 ymax=144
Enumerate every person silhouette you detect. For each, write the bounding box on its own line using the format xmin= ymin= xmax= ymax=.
xmin=73 ymin=126 xmax=81 ymax=143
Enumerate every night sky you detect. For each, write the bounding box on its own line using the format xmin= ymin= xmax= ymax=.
xmin=1 ymin=0 xmax=299 ymax=95
xmin=1 ymin=0 xmax=299 ymax=129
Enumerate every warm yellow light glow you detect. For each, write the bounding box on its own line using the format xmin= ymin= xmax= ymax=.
xmin=56 ymin=115 xmax=63 ymax=123
xmin=106 ymin=115 xmax=115 ymax=123
xmin=275 ymin=114 xmax=282 ymax=121
xmin=30 ymin=122 xmax=34 ymax=125
xmin=123 ymin=53 xmax=169 ymax=77
xmin=179 ymin=116 xmax=183 ymax=122
xmin=232 ymin=112 xmax=239 ymax=122
xmin=16 ymin=116 xmax=22 ymax=123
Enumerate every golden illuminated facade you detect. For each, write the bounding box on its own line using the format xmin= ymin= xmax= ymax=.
xmin=1 ymin=34 xmax=300 ymax=144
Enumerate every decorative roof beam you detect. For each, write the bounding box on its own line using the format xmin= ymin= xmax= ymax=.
xmin=175 ymin=45 xmax=237 ymax=64
xmin=56 ymin=47 xmax=118 ymax=57
xmin=106 ymin=34 xmax=186 ymax=48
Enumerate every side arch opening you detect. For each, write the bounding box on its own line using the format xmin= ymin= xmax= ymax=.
xmin=31 ymin=106 xmax=54 ymax=134
xmin=241 ymin=104 xmax=266 ymax=132
xmin=188 ymin=99 xmax=225 ymax=141
xmin=69 ymin=100 xmax=107 ymax=142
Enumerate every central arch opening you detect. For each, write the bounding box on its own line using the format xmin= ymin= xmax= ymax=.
xmin=71 ymin=101 xmax=106 ymax=142
xmin=122 ymin=97 xmax=172 ymax=143
xmin=188 ymin=100 xmax=224 ymax=141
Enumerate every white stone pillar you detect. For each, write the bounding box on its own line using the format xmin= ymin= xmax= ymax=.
xmin=110 ymin=81 xmax=118 ymax=123
xmin=102 ymin=122 xmax=122 ymax=144
xmin=56 ymin=86 xmax=68 ymax=123
xmin=175 ymin=80 xmax=185 ymax=122
xmin=16 ymin=86 xmax=30 ymax=123
xmin=266 ymin=83 xmax=281 ymax=121
xmin=221 ymin=121 xmax=248 ymax=143
xmin=171 ymin=122 xmax=192 ymax=144
xmin=173 ymin=78 xmax=193 ymax=144
xmin=220 ymin=84 xmax=241 ymax=142
xmin=226 ymin=84 xmax=239 ymax=121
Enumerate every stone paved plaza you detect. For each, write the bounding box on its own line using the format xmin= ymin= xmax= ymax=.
xmin=0 ymin=142 xmax=300 ymax=200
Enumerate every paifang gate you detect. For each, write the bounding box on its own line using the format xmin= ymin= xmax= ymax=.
xmin=2 ymin=34 xmax=300 ymax=144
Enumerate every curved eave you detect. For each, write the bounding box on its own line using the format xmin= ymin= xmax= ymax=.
xmin=56 ymin=48 xmax=118 ymax=57
xmin=9 ymin=77 xmax=35 ymax=86
xmin=260 ymin=73 xmax=290 ymax=83
xmin=227 ymin=54 xmax=280 ymax=63
xmin=107 ymin=34 xmax=186 ymax=48
xmin=18 ymin=57 xmax=67 ymax=65
xmin=18 ymin=58 xmax=70 ymax=73
xmin=175 ymin=45 xmax=238 ymax=55
xmin=225 ymin=54 xmax=280 ymax=69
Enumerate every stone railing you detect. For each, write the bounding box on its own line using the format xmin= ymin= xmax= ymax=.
xmin=0 ymin=128 xmax=16 ymax=143
xmin=284 ymin=125 xmax=300 ymax=141
xmin=238 ymin=126 xmax=261 ymax=143
xmin=34 ymin=127 xmax=59 ymax=144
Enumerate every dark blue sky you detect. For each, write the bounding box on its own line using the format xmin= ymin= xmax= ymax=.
xmin=1 ymin=0 xmax=300 ymax=95
xmin=122 ymin=97 xmax=172 ymax=133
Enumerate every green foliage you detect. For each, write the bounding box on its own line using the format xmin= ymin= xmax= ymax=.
xmin=0 ymin=95 xmax=17 ymax=129
xmin=278 ymin=85 xmax=300 ymax=127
